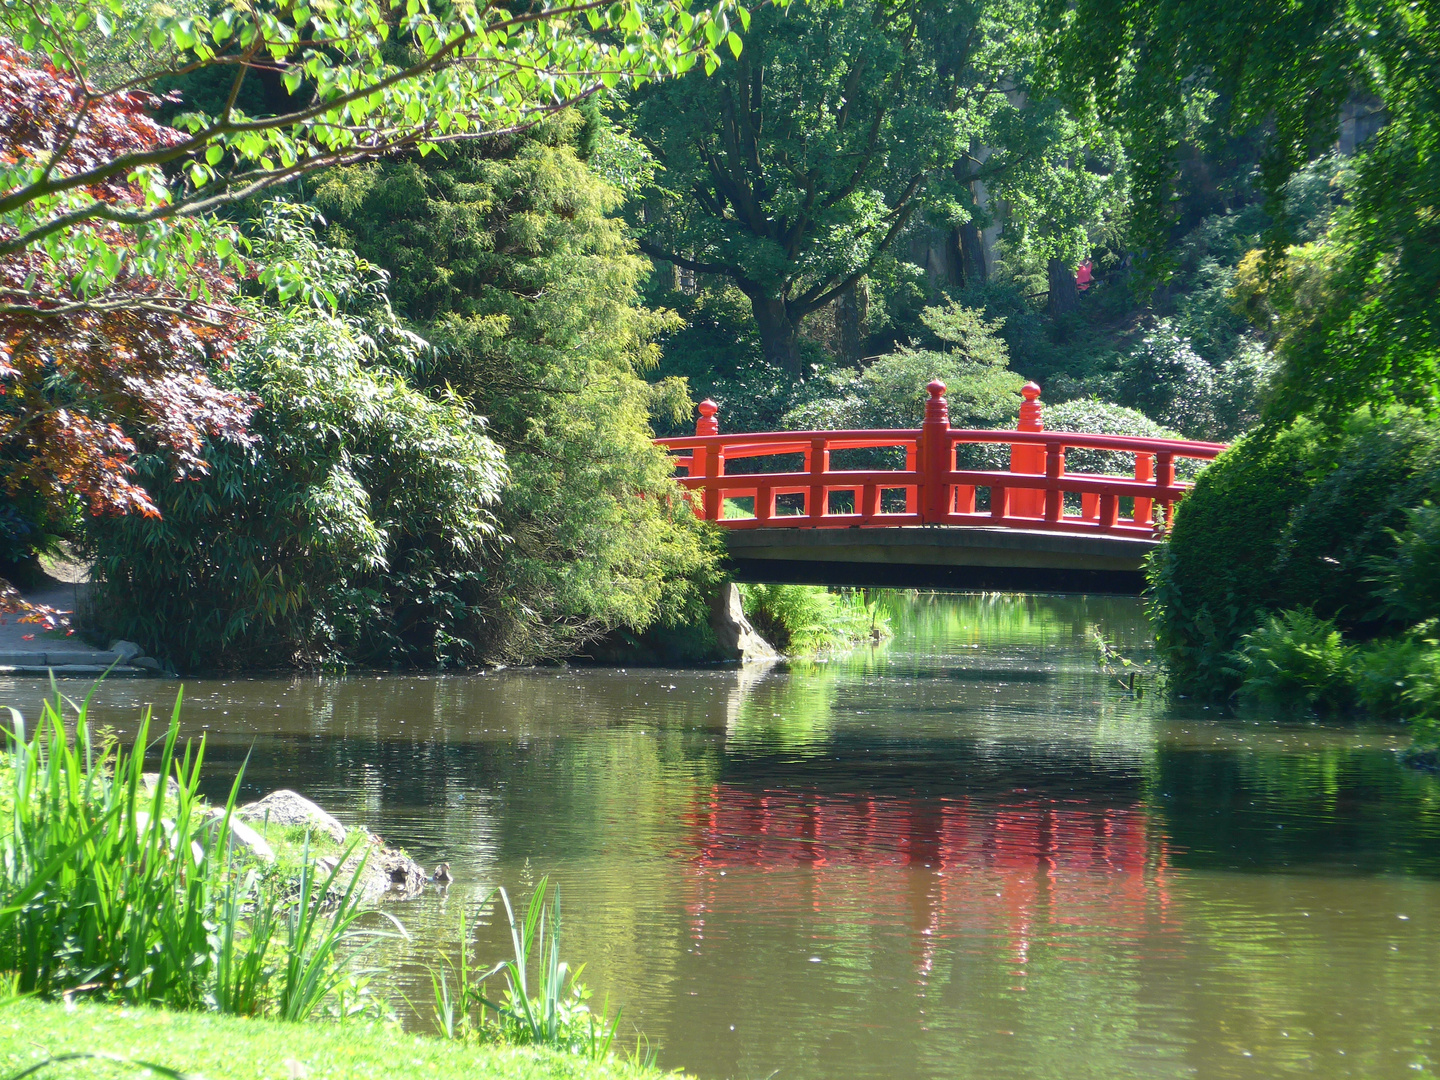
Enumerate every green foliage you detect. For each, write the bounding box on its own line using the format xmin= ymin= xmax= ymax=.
xmin=1400 ymin=635 xmax=1440 ymax=747
xmin=430 ymin=880 xmax=617 ymax=1059
xmin=88 ymin=208 xmax=509 ymax=670
xmin=1041 ymin=398 xmax=1203 ymax=480
xmin=1146 ymin=418 xmax=1329 ymax=695
xmin=1046 ymin=0 xmax=1440 ymax=422
xmin=4 ymin=0 xmax=750 ymax=315
xmin=1353 ymin=633 xmax=1435 ymax=723
xmin=739 ymin=585 xmax=886 ymax=655
xmin=1275 ymin=413 xmax=1440 ymax=626
xmin=1238 ymin=609 xmax=1355 ymax=714
xmin=314 ymin=129 xmax=722 ymax=662
xmin=1149 ymin=409 xmax=1440 ymax=696
xmin=1051 ymin=319 xmax=1277 ymax=440
xmin=633 ymin=0 xmax=1109 ymax=371
xmin=782 ymin=302 xmax=1025 ymax=431
xmin=1369 ymin=504 xmax=1440 ymax=627
xmin=0 ymin=688 xmax=388 ymax=1016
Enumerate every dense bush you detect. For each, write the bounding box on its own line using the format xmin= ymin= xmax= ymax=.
xmin=1149 ymin=409 xmax=1440 ymax=696
xmin=88 ymin=211 xmax=511 ymax=670
xmin=1050 ymin=319 xmax=1278 ymax=440
xmin=1146 ymin=417 xmax=1330 ymax=694
xmin=1040 ymin=398 xmax=1203 ymax=481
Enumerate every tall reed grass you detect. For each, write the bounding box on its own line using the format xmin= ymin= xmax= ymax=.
xmin=428 ymin=878 xmax=618 ymax=1059
xmin=0 ymin=684 xmax=399 ymax=1018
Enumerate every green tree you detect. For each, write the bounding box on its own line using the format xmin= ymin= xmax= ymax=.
xmin=633 ymin=0 xmax=1113 ymax=374
xmin=1045 ymin=0 xmax=1439 ymax=420
xmin=314 ymin=121 xmax=720 ymax=661
xmin=783 ymin=301 xmax=1024 ymax=430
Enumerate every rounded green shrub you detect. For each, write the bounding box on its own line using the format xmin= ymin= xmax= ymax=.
xmin=1146 ymin=416 xmax=1330 ymax=693
xmin=1271 ymin=412 xmax=1440 ymax=626
xmin=1042 ymin=398 xmax=1203 ymax=481
xmin=1149 ymin=408 xmax=1440 ymax=696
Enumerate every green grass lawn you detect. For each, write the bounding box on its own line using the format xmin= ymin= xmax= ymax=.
xmin=0 ymin=1000 xmax=678 ymax=1080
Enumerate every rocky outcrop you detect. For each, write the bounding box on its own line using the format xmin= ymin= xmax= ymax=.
xmin=238 ymin=789 xmax=347 ymax=844
xmin=710 ymin=583 xmax=779 ymax=663
xmin=316 ymin=833 xmax=428 ymax=902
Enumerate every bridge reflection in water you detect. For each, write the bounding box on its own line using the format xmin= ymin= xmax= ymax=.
xmin=684 ymin=783 xmax=1175 ymax=982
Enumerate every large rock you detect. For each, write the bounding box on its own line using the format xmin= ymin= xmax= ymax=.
xmin=711 ymin=583 xmax=779 ymax=663
xmin=207 ymin=809 xmax=275 ymax=863
xmin=238 ymin=789 xmax=347 ymax=844
xmin=108 ymin=639 xmax=143 ymax=663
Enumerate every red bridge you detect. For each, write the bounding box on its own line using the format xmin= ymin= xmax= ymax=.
xmin=656 ymin=381 xmax=1225 ymax=593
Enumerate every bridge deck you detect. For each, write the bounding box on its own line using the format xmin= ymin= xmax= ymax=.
xmin=724 ymin=525 xmax=1157 ymax=594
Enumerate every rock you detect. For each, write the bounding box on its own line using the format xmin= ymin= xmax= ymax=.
xmin=323 ymin=839 xmax=427 ymax=902
xmin=139 ymin=772 xmax=184 ymax=803
xmin=108 ymin=639 xmax=143 ymax=663
xmin=373 ymin=847 xmax=428 ymax=897
xmin=237 ymin=789 xmax=347 ymax=844
xmin=129 ymin=656 xmax=163 ymax=672
xmin=710 ymin=583 xmax=779 ymax=663
xmin=207 ymin=809 xmax=275 ymax=863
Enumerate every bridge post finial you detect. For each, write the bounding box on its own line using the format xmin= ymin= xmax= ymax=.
xmin=924 ymin=380 xmax=948 ymax=426
xmin=696 ymin=399 xmax=719 ymax=437
xmin=1018 ymin=382 xmax=1043 ymax=432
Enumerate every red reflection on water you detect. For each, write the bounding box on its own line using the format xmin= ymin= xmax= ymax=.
xmin=683 ymin=785 xmax=1177 ymax=982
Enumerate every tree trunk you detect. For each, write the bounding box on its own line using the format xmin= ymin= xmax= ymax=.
xmin=751 ymin=294 xmax=805 ymax=375
xmin=835 ymin=281 xmax=867 ymax=366
xmin=957 ymin=221 xmax=988 ymax=289
xmin=1047 ymin=257 xmax=1077 ymax=317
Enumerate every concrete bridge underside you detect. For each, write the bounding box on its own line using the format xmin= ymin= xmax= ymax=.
xmin=724 ymin=526 xmax=1157 ymax=594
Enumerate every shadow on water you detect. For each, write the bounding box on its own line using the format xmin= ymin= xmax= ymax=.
xmin=8 ymin=591 xmax=1440 ymax=1080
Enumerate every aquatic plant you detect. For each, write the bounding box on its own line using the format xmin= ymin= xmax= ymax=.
xmin=429 ymin=878 xmax=619 ymax=1059
xmin=740 ymin=584 xmax=887 ymax=654
xmin=0 ymin=685 xmax=395 ymax=1016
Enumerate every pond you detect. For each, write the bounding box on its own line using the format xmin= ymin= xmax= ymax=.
xmin=12 ymin=592 xmax=1440 ymax=1079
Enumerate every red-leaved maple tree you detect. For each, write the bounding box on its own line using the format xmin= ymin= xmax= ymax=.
xmin=0 ymin=42 xmax=254 ymax=626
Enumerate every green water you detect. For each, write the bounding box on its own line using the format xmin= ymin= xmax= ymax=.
xmin=15 ymin=593 xmax=1440 ymax=1079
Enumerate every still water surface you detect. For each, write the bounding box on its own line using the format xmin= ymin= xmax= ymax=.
xmin=12 ymin=594 xmax=1440 ymax=1079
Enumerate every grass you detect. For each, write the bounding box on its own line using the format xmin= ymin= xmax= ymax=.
xmin=0 ymin=999 xmax=678 ymax=1080
xmin=429 ymin=879 xmax=618 ymax=1059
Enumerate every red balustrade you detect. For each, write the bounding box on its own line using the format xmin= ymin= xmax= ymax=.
xmin=655 ymin=381 xmax=1226 ymax=537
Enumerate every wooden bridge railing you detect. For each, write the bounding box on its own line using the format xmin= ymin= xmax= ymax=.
xmin=655 ymin=381 xmax=1226 ymax=538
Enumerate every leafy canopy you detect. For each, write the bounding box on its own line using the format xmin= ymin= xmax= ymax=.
xmin=1 ymin=0 xmax=756 ymax=317
xmin=634 ymin=0 xmax=1112 ymax=371
xmin=1044 ymin=0 xmax=1440 ymax=420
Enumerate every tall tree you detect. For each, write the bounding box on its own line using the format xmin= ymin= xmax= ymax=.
xmin=632 ymin=0 xmax=1111 ymax=374
xmin=1045 ymin=0 xmax=1439 ymax=419
xmin=313 ymin=120 xmax=719 ymax=661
